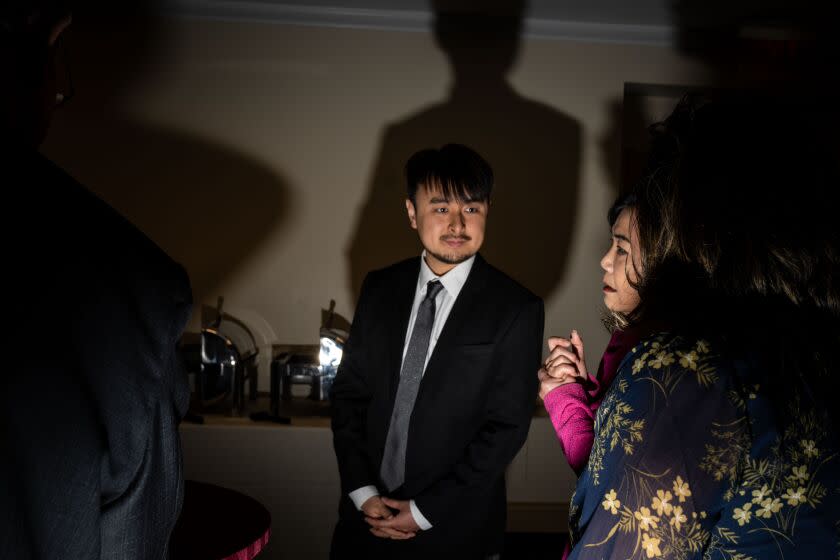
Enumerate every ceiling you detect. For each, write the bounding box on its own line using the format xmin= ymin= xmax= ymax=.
xmin=164 ymin=0 xmax=676 ymax=45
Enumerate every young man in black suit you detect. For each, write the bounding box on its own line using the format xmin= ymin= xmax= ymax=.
xmin=331 ymin=144 xmax=544 ymax=559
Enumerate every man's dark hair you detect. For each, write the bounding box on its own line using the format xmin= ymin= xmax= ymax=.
xmin=405 ymin=143 xmax=493 ymax=204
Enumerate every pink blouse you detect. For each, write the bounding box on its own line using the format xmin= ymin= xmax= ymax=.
xmin=542 ymin=329 xmax=642 ymax=474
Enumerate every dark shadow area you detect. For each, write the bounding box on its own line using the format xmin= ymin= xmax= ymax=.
xmin=666 ymin=0 xmax=840 ymax=206
xmin=503 ymin=531 xmax=567 ymax=559
xmin=670 ymin=0 xmax=840 ymax=103
xmin=41 ymin=7 xmax=290 ymax=305
xmin=45 ymin=117 xmax=291 ymax=304
xmin=598 ymin=95 xmax=649 ymax=200
xmin=605 ymin=83 xmax=709 ymax=203
xmin=346 ymin=0 xmax=581 ymax=302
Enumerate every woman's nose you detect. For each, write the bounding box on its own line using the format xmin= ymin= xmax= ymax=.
xmin=600 ymin=250 xmax=612 ymax=272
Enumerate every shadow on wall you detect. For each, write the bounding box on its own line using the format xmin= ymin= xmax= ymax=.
xmin=669 ymin=0 xmax=840 ymax=97
xmin=598 ymin=95 xmax=652 ymax=201
xmin=346 ymin=0 xmax=582 ymax=302
xmin=41 ymin=9 xmax=290 ymax=305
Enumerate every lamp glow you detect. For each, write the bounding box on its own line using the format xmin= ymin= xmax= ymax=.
xmin=319 ymin=336 xmax=343 ymax=369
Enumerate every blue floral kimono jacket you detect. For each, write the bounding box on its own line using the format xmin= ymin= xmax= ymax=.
xmin=567 ymin=333 xmax=840 ymax=559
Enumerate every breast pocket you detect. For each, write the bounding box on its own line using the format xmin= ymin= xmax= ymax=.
xmin=446 ymin=343 xmax=497 ymax=399
xmin=452 ymin=342 xmax=495 ymax=367
xmin=414 ymin=342 xmax=498 ymax=444
xmin=456 ymin=342 xmax=495 ymax=355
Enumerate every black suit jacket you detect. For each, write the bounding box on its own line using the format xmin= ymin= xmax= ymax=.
xmin=1 ymin=148 xmax=192 ymax=559
xmin=331 ymin=254 xmax=543 ymax=557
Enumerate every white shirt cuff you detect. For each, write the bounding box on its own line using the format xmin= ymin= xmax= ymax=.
xmin=349 ymin=485 xmax=379 ymax=511
xmin=410 ymin=499 xmax=433 ymax=530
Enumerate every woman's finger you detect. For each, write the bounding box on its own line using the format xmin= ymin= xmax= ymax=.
xmin=547 ymin=364 xmax=578 ymax=379
xmin=539 ymin=372 xmax=571 ymax=399
xmin=546 ymin=346 xmax=579 ymax=366
xmin=547 ymin=336 xmax=572 ymax=352
xmin=570 ymin=330 xmax=585 ymax=361
xmin=544 ymin=357 xmax=573 ymax=374
xmin=569 ymin=330 xmax=589 ymax=377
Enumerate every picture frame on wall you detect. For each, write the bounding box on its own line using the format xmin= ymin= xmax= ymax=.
xmin=620 ymin=82 xmax=720 ymax=193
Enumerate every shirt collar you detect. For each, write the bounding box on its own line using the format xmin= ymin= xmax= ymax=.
xmin=417 ymin=250 xmax=476 ymax=300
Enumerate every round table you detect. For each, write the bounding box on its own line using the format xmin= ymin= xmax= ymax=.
xmin=171 ymin=480 xmax=271 ymax=560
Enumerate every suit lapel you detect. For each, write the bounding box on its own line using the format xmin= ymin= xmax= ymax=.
xmin=420 ymin=253 xmax=490 ymax=383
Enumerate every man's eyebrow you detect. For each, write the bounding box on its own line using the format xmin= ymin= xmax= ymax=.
xmin=613 ymin=233 xmax=631 ymax=243
xmin=428 ymin=195 xmax=484 ymax=204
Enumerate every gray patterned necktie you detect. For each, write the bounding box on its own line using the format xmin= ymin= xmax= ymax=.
xmin=380 ymin=279 xmax=444 ymax=491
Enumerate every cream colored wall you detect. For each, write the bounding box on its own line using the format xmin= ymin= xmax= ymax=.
xmin=44 ymin=18 xmax=709 ymax=376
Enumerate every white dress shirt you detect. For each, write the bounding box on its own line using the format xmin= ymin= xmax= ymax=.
xmin=349 ymin=252 xmax=476 ymax=530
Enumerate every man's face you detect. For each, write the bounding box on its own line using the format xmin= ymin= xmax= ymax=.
xmin=406 ymin=184 xmax=488 ymax=275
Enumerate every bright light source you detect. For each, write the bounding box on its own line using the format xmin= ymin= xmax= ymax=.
xmin=319 ymin=335 xmax=343 ymax=369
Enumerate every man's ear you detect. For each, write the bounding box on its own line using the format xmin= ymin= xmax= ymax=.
xmin=48 ymin=15 xmax=72 ymax=47
xmin=405 ymin=199 xmax=418 ymax=230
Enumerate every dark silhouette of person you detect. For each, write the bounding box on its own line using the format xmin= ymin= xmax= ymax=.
xmin=40 ymin=6 xmax=289 ymax=307
xmin=1 ymin=2 xmax=193 ymax=557
xmin=347 ymin=0 xmax=581 ymax=303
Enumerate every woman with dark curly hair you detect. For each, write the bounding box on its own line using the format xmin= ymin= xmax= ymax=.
xmin=563 ymin=95 xmax=840 ymax=559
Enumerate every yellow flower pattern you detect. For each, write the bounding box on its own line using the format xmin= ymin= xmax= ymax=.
xmin=802 ymin=439 xmax=819 ymax=458
xmin=569 ymin=333 xmax=840 ymax=560
xmin=673 ymin=476 xmax=692 ymax=503
xmin=790 ymin=465 xmax=809 ymax=483
xmin=671 ymin=506 xmax=687 ymax=531
xmin=756 ymin=497 xmax=782 ymax=518
xmin=602 ymin=489 xmax=621 ymax=514
xmin=751 ymin=484 xmax=770 ymax=504
xmin=648 ymin=351 xmax=675 ymax=370
xmin=782 ymin=487 xmax=807 ymax=506
xmin=677 ymin=349 xmax=699 ymax=370
xmin=632 ymin=358 xmax=645 ymax=374
xmin=733 ymin=503 xmax=752 ymax=526
xmin=582 ymin=474 xmax=710 ymax=559
xmin=641 ymin=533 xmax=662 ymax=558
xmin=652 ymin=490 xmax=673 ymax=516
xmin=589 ymin=378 xmax=643 ymax=486
xmin=635 ymin=506 xmax=659 ymax=531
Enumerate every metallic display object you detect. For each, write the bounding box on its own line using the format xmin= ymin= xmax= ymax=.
xmin=268 ymin=299 xmax=349 ymax=405
xmin=182 ymin=296 xmax=260 ymax=417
